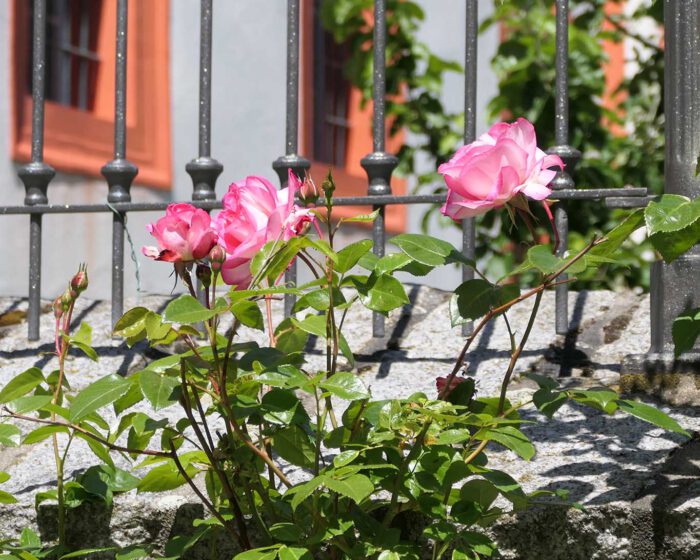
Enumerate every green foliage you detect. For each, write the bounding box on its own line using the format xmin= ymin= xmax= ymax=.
xmin=1 ymin=192 xmax=694 ymax=559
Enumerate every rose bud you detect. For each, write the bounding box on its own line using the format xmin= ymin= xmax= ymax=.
xmin=299 ymin=173 xmax=319 ymax=207
xmin=196 ymin=263 xmax=212 ymax=288
xmin=436 ymin=375 xmax=466 ymax=397
xmin=209 ymin=244 xmax=226 ymax=273
xmin=60 ymin=287 xmax=73 ymax=311
xmin=52 ymin=296 xmax=64 ymax=319
xmin=70 ymin=264 xmax=89 ymax=295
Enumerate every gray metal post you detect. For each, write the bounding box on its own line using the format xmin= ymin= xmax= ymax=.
xmin=361 ymin=0 xmax=398 ymax=338
xmin=101 ymin=0 xmax=138 ymax=328
xmin=273 ymin=0 xmax=310 ymax=316
xmin=461 ymin=0 xmax=478 ymax=336
xmin=187 ymin=0 xmax=223 ymax=201
xmin=623 ymin=1 xmax=700 ymax=380
xmin=18 ymin=0 xmax=56 ymax=340
xmin=547 ymin=0 xmax=581 ymax=336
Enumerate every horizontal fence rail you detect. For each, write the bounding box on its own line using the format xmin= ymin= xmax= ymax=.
xmin=6 ymin=0 xmax=666 ymax=350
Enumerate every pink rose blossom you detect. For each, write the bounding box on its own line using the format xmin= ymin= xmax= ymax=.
xmin=214 ymin=173 xmax=315 ymax=289
xmin=142 ymin=203 xmax=218 ymax=263
xmin=436 ymin=375 xmax=467 ymax=397
xmin=439 ymin=118 xmax=564 ymax=220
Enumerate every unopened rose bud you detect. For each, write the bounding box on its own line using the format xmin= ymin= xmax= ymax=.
xmin=53 ymin=297 xmax=64 ymax=319
xmin=298 ymin=173 xmax=320 ymax=207
xmin=60 ymin=288 xmax=73 ymax=311
xmin=209 ymin=245 xmax=226 ymax=273
xmin=70 ymin=264 xmax=89 ymax=295
xmin=196 ymin=264 xmax=212 ymax=288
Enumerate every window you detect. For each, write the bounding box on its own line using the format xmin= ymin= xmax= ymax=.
xmin=12 ymin=0 xmax=171 ymax=188
xmin=300 ymin=0 xmax=405 ymax=231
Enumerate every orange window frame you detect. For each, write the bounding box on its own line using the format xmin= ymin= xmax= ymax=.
xmin=299 ymin=1 xmax=406 ymax=232
xmin=11 ymin=0 xmax=172 ymax=189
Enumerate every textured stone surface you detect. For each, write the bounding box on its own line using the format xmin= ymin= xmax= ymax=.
xmin=0 ymin=288 xmax=699 ymax=559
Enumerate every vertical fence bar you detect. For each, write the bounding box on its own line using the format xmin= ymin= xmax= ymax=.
xmin=101 ymin=0 xmax=138 ymax=328
xmin=273 ymin=0 xmax=310 ymax=316
xmin=18 ymin=0 xmax=56 ymax=340
xmin=361 ymin=0 xmax=398 ymax=338
xmin=187 ymin=0 xmax=223 ymax=201
xmin=621 ymin=0 xmax=700 ymax=377
xmin=461 ymin=0 xmax=478 ymax=336
xmin=548 ymin=0 xmax=580 ymax=335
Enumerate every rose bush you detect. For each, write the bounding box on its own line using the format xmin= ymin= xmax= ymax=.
xmin=1 ymin=121 xmax=698 ymax=559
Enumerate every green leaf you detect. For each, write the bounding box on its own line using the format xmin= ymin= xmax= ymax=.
xmin=340 ymin=209 xmax=380 ymax=223
xmin=234 ymin=549 xmax=280 ymax=560
xmin=459 ymin=478 xmax=499 ymax=509
xmin=571 ymin=389 xmax=619 ymax=414
xmin=589 ymin=209 xmax=645 ymax=258
xmin=70 ymin=322 xmax=97 ymax=361
xmin=450 ymin=279 xmax=498 ymax=324
xmin=617 ymin=400 xmax=690 ymax=436
xmin=524 ymin=245 xmax=561 ymax=274
xmin=278 ymin=546 xmax=313 ymax=560
xmin=22 ymin=425 xmax=68 ymax=445
xmin=672 ymin=308 xmax=700 ymax=357
xmin=0 ymin=489 xmax=16 ymax=504
xmin=137 ymin=461 xmax=196 ymax=493
xmin=164 ymin=295 xmax=217 ymax=324
xmin=231 ymin=300 xmax=264 ymax=330
xmin=0 ymin=424 xmax=21 ymax=447
xmin=476 ymin=426 xmax=535 ymax=461
xmin=532 ymin=388 xmax=567 ymax=418
xmin=139 ymin=370 xmax=180 ymax=411
xmin=319 ymin=373 xmax=370 ymax=400
xmin=287 ymin=476 xmax=324 ymax=511
xmin=0 ymin=367 xmax=44 ymax=404
xmin=70 ymin=374 xmax=131 ymax=422
xmin=323 ymin=473 xmax=374 ymax=504
xmin=113 ymin=307 xmax=150 ymax=337
xmin=645 ymin=195 xmax=700 ymax=263
xmin=115 ymin=546 xmax=151 ymax=560
xmin=8 ymin=395 xmax=52 ymax=414
xmin=273 ymin=425 xmax=315 ymax=468
xmin=291 ymin=314 xmax=354 ymax=365
xmin=373 ymin=253 xmax=414 ymax=275
xmin=59 ymin=548 xmax=118 ymax=559
xmin=269 ymin=523 xmax=303 ymax=543
xmin=359 ymin=273 xmax=409 ymax=314
xmin=391 ymin=233 xmax=473 ymax=267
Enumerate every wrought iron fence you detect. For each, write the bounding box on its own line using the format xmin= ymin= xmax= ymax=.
xmin=2 ymin=0 xmax=695 ymax=372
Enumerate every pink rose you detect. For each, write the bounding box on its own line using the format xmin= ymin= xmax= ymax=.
xmin=214 ymin=173 xmax=315 ymax=289
xmin=439 ymin=118 xmax=564 ymax=220
xmin=436 ymin=375 xmax=467 ymax=397
xmin=142 ymin=203 xmax=218 ymax=263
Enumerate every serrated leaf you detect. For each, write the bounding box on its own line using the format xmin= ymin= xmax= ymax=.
xmin=391 ymin=233 xmax=473 ymax=267
xmin=0 ymin=367 xmax=44 ymax=404
xmin=672 ymin=308 xmax=700 ymax=357
xmin=22 ymin=425 xmax=68 ymax=445
xmin=137 ymin=461 xmax=196 ymax=493
xmin=273 ymin=425 xmax=315 ymax=468
xmin=8 ymin=395 xmax=52 ymax=414
xmin=231 ymin=300 xmax=264 ymax=330
xmin=336 ymin=239 xmax=374 ymax=274
xmin=0 ymin=424 xmax=21 ymax=447
xmin=476 ymin=426 xmax=535 ymax=460
xmin=113 ymin=307 xmax=150 ymax=337
xmin=164 ymin=295 xmax=217 ymax=324
xmin=323 ymin=473 xmax=374 ymax=504
xmin=617 ymin=400 xmax=689 ymax=436
xmin=278 ymin=546 xmax=313 ymax=560
xmin=450 ymin=279 xmax=497 ymax=323
xmin=359 ymin=273 xmax=409 ymax=314
xmin=70 ymin=374 xmax=131 ymax=422
xmin=645 ymin=195 xmax=700 ymax=263
xmin=139 ymin=370 xmax=180 ymax=411
xmin=319 ymin=373 xmax=370 ymax=400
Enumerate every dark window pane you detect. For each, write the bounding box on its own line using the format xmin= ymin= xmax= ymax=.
xmin=28 ymin=0 xmax=102 ymax=111
xmin=312 ymin=2 xmax=351 ymax=166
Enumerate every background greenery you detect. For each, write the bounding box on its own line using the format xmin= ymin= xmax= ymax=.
xmin=321 ymin=0 xmax=664 ymax=291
